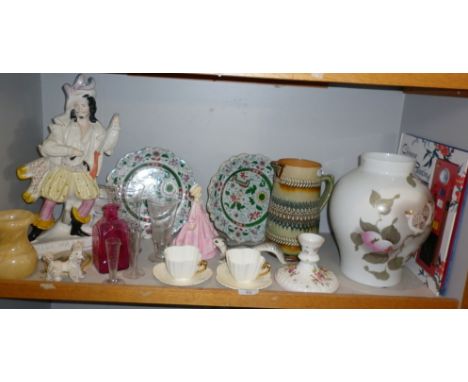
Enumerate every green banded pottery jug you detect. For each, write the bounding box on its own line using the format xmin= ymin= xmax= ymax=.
xmin=265 ymin=158 xmax=334 ymax=261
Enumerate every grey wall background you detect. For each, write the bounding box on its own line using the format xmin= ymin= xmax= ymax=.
xmin=40 ymin=74 xmax=405 ymax=232
xmin=401 ymin=94 xmax=468 ymax=300
xmin=0 ymin=74 xmax=49 ymax=308
xmin=0 ymin=74 xmax=43 ymax=210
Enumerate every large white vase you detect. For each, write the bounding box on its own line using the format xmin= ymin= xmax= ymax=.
xmin=329 ymin=152 xmax=434 ymax=287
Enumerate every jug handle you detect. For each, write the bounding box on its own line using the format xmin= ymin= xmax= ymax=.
xmin=318 ymin=174 xmax=335 ymax=212
xmin=271 ymin=161 xmax=284 ymax=178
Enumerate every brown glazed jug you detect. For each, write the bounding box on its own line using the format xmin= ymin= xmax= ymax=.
xmin=265 ymin=158 xmax=334 ymax=261
xmin=0 ymin=209 xmax=38 ymax=279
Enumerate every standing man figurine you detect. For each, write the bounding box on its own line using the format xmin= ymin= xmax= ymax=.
xmin=17 ymin=74 xmax=120 ymax=241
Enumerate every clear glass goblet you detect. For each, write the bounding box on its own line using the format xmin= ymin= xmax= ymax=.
xmin=123 ymin=185 xmax=146 ymax=278
xmin=103 ymin=237 xmax=125 ymax=284
xmin=123 ymin=219 xmax=145 ymax=279
xmin=102 ymin=184 xmax=124 ymax=207
xmin=147 ymin=197 xmax=179 ymax=262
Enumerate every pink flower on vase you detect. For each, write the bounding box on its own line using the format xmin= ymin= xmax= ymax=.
xmin=360 ymin=231 xmax=393 ymax=253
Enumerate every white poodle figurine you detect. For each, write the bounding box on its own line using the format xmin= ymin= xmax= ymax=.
xmin=45 ymin=242 xmax=85 ymax=282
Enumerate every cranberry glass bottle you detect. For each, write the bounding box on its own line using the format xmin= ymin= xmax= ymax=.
xmin=92 ymin=203 xmax=130 ymax=273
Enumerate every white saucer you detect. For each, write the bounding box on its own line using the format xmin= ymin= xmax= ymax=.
xmin=215 ymin=262 xmax=272 ymax=290
xmin=152 ymin=263 xmax=213 ymax=286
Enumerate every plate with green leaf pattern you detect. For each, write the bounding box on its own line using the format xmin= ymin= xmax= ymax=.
xmin=106 ymin=147 xmax=196 ymax=236
xmin=207 ymin=153 xmax=274 ymax=245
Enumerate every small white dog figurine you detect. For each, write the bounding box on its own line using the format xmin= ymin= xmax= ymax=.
xmin=45 ymin=242 xmax=85 ymax=282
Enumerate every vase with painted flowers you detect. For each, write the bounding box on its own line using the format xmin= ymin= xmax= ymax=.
xmin=329 ymin=152 xmax=434 ymax=287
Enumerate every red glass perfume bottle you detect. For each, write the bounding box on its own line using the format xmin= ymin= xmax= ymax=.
xmin=92 ymin=203 xmax=130 ymax=273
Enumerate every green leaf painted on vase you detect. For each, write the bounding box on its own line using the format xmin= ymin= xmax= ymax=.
xmin=369 ymin=190 xmax=381 ymax=207
xmin=362 ymin=252 xmax=389 ymax=264
xmin=381 ymin=224 xmax=401 ymax=245
xmin=387 ymin=257 xmax=404 ymax=270
xmin=370 ymin=191 xmax=400 ymax=216
xmin=360 ymin=219 xmax=380 ymax=233
xmin=407 ymin=174 xmax=417 ymax=188
xmin=249 ymin=197 xmax=255 ymax=205
xmin=351 ymin=232 xmax=363 ymax=250
xmin=364 ymin=266 xmax=390 ymax=280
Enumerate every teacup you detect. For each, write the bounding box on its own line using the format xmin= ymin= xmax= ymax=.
xmin=226 ymin=248 xmax=271 ymax=283
xmin=164 ymin=245 xmax=207 ymax=281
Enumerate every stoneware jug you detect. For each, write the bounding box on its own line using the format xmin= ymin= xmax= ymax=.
xmin=265 ymin=158 xmax=334 ymax=261
xmin=329 ymin=152 xmax=434 ymax=287
xmin=0 ymin=209 xmax=38 ymax=279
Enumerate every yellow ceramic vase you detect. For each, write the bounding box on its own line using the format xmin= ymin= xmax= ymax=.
xmin=0 ymin=209 xmax=37 ymax=279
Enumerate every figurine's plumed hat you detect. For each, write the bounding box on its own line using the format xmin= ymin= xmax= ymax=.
xmin=63 ymin=74 xmax=96 ymax=111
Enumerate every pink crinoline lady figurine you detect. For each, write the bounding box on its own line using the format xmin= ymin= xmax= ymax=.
xmin=173 ymin=184 xmax=219 ymax=259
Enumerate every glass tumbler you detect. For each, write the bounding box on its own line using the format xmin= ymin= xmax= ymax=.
xmin=147 ymin=197 xmax=179 ymax=262
xmin=104 ymin=237 xmax=125 ymax=284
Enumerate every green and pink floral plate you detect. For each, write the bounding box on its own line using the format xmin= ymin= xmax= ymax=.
xmin=207 ymin=153 xmax=274 ymax=245
xmin=106 ymin=147 xmax=196 ymax=236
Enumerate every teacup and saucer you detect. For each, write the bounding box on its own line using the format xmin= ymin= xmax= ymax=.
xmin=152 ymin=245 xmax=213 ymax=286
xmin=216 ymin=248 xmax=272 ymax=290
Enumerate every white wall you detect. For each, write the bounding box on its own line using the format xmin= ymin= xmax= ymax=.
xmin=40 ymin=74 xmax=405 ymax=232
xmin=401 ymin=94 xmax=468 ymax=301
xmin=0 ymin=74 xmax=43 ymax=209
xmin=0 ymin=74 xmax=49 ymax=308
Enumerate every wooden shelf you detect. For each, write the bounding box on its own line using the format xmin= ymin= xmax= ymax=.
xmin=0 ymin=279 xmax=458 ymax=308
xmin=225 ymin=73 xmax=468 ymax=90
xmin=132 ymin=73 xmax=468 ymax=94
xmin=0 ymin=235 xmax=459 ymax=308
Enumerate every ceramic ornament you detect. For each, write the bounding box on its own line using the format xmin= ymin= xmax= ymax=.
xmin=212 ymin=236 xmax=287 ymax=264
xmin=173 ymin=184 xmax=219 ymax=259
xmin=106 ymin=146 xmax=196 ymax=237
xmin=17 ymin=74 xmax=120 ymax=243
xmin=276 ymin=233 xmax=339 ymax=293
xmin=206 ymin=153 xmax=274 ymax=245
xmin=329 ymin=152 xmax=433 ymax=287
xmin=44 ymin=241 xmax=85 ymax=282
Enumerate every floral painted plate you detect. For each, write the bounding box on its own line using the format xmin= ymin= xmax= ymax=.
xmin=207 ymin=153 xmax=274 ymax=244
xmin=106 ymin=147 xmax=196 ymax=235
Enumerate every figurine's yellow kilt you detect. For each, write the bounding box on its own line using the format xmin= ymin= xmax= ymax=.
xmin=40 ymin=166 xmax=99 ymax=203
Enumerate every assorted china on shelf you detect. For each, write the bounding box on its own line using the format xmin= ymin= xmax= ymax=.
xmin=94 ymin=145 xmax=339 ymax=293
xmin=0 ymin=73 xmax=435 ymax=305
xmin=11 ymin=142 xmax=434 ymax=294
xmin=11 ymin=143 xmax=433 ymax=294
xmin=6 ymin=74 xmax=435 ymax=295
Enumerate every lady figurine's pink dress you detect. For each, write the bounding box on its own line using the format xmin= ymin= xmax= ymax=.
xmin=173 ymin=185 xmax=219 ymax=259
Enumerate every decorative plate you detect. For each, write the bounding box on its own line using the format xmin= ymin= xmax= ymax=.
xmin=207 ymin=153 xmax=274 ymax=244
xmin=106 ymin=147 xmax=196 ymax=235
